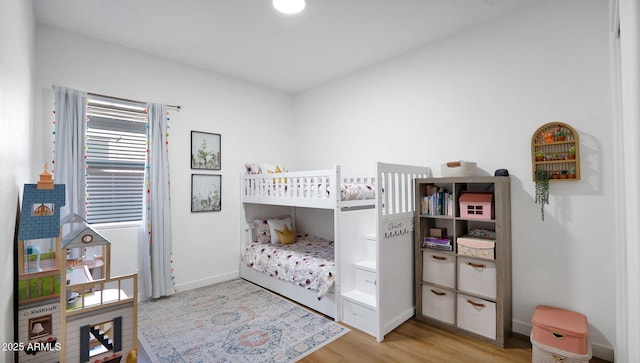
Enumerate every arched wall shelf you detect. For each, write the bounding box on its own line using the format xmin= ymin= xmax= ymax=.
xmin=531 ymin=122 xmax=580 ymax=181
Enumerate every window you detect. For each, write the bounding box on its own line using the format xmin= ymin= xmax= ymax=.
xmin=85 ymin=95 xmax=147 ymax=224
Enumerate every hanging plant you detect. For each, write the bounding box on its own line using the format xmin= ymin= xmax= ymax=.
xmin=534 ymin=169 xmax=550 ymax=221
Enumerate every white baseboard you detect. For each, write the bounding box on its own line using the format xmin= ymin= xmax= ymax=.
xmin=512 ymin=319 xmax=614 ymax=362
xmin=174 ymin=270 xmax=240 ymax=292
xmin=137 ymin=271 xmax=240 ymax=302
xmin=512 ymin=318 xmax=532 ymax=337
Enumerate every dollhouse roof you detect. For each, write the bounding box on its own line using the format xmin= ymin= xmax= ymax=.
xmin=17 ymin=183 xmax=66 ymax=240
xmin=60 ymin=213 xmax=110 ymax=249
xmin=459 ymin=192 xmax=493 ymax=204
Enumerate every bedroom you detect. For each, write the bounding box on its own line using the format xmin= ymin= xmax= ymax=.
xmin=1 ymin=0 xmax=638 ymax=362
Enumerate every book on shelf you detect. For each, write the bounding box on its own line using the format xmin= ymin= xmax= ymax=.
xmin=423 ymin=236 xmax=452 ymax=250
xmin=423 ymin=242 xmax=453 ymax=251
xmin=422 ymin=185 xmax=452 ymax=217
xmin=424 ymin=236 xmax=451 ymax=243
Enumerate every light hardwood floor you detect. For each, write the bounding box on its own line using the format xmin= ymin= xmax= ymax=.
xmin=138 ymin=295 xmax=610 ymax=363
xmin=299 ymin=319 xmax=610 ymax=363
xmin=138 ymin=319 xmax=610 ymax=362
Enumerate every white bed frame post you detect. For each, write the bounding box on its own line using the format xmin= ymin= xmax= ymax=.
xmin=333 ymin=165 xmax=342 ymax=321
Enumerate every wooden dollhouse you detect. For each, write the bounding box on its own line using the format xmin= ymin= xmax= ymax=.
xmin=459 ymin=191 xmax=494 ymax=220
xmin=15 ymin=166 xmax=138 ymax=363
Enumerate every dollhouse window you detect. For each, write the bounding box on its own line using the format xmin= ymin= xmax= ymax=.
xmin=29 ymin=315 xmax=52 ymax=340
xmin=467 ymin=205 xmax=483 ymax=215
xmin=32 ymin=203 xmax=54 ymax=216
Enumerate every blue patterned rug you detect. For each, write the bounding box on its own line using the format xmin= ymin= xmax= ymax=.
xmin=138 ymin=279 xmax=349 ymax=362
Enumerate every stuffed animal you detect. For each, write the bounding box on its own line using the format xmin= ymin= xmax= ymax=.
xmin=126 ymin=348 xmax=137 ymax=363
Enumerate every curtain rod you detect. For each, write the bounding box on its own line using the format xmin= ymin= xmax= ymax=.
xmin=87 ymin=91 xmax=182 ymax=111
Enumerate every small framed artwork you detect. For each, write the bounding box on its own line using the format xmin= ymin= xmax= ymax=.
xmin=191 ymin=174 xmax=222 ymax=212
xmin=191 ymin=131 xmax=221 ymax=170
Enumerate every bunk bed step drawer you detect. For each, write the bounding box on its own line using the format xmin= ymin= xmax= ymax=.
xmin=422 ymin=250 xmax=455 ymax=288
xmin=421 ymin=284 xmax=455 ymax=325
xmin=342 ymin=299 xmax=376 ymax=335
xmin=354 ymin=268 xmax=377 ymax=295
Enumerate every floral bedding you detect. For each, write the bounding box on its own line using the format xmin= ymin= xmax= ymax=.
xmin=244 ymin=163 xmax=375 ymax=201
xmin=249 ymin=181 xmax=375 ymax=201
xmin=340 ymin=182 xmax=375 ymax=201
xmin=241 ymin=234 xmax=335 ymax=300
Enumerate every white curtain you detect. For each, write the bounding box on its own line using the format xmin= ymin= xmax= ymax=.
xmin=54 ymin=86 xmax=87 ymax=219
xmin=143 ymin=103 xmax=174 ymax=298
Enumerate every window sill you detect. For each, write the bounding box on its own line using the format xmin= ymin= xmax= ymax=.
xmin=92 ymin=221 xmax=142 ymax=231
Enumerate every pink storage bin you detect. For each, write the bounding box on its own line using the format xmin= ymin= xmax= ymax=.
xmin=531 ymin=305 xmax=589 ymax=355
xmin=457 ymin=237 xmax=495 ymax=259
xmin=459 ymin=192 xmax=494 ymax=220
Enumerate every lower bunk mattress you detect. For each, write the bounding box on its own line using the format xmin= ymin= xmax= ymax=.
xmin=241 ymin=234 xmax=335 ymax=300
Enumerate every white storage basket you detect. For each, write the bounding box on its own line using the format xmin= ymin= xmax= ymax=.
xmin=441 ymin=161 xmax=478 ymax=177
xmin=531 ymin=335 xmax=592 ymax=363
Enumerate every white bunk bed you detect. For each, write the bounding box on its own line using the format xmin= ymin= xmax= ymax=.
xmin=240 ymin=163 xmax=431 ymax=340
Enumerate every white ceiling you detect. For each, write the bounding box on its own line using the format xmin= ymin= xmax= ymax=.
xmin=33 ymin=0 xmax=537 ymax=93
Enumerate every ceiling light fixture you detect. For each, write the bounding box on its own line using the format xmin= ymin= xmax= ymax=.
xmin=273 ymin=0 xmax=306 ymax=14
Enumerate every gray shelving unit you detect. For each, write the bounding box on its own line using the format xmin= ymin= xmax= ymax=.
xmin=414 ymin=176 xmax=512 ymax=347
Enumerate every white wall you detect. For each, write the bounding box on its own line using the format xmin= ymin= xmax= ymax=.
xmin=0 ymin=0 xmax=34 ymax=361
xmin=293 ymin=0 xmax=615 ymax=359
xmin=34 ymin=25 xmax=295 ymax=293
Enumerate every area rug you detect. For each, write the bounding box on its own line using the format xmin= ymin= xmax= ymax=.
xmin=138 ymin=279 xmax=349 ymax=363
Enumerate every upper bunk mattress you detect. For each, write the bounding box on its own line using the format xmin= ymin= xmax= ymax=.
xmin=241 ymin=234 xmax=335 ymax=300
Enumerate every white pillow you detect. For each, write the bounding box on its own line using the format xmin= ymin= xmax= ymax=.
xmin=251 ymin=218 xmax=271 ymax=243
xmin=252 ymin=215 xmax=289 ymax=243
xmin=267 ymin=217 xmax=292 ymax=244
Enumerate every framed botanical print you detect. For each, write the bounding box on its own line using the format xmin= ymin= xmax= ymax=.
xmin=191 ymin=174 xmax=221 ymax=212
xmin=191 ymin=131 xmax=221 ymax=170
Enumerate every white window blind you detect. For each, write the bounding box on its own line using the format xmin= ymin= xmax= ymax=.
xmin=85 ymin=95 xmax=147 ymax=224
